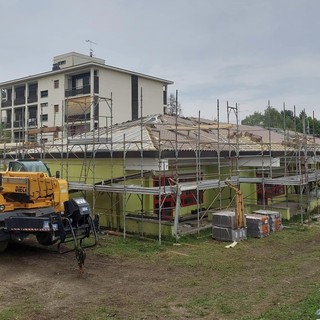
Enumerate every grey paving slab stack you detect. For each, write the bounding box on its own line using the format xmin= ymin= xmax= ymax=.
xmin=246 ymin=213 xmax=270 ymax=238
xmin=212 ymin=225 xmax=247 ymax=241
xmin=252 ymin=209 xmax=282 ymax=232
xmin=212 ymin=211 xmax=247 ymax=241
xmin=212 ymin=210 xmax=238 ymax=229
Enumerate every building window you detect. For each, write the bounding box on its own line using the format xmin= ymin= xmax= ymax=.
xmin=28 ymin=83 xmax=38 ymax=103
xmin=14 ymin=86 xmax=26 ymax=105
xmin=76 ymin=78 xmax=83 ymax=89
xmin=131 ymin=75 xmax=138 ymax=120
xmin=28 ymin=105 xmax=37 ymax=126
xmin=65 ymin=72 xmax=90 ymax=97
xmin=28 ymin=118 xmax=37 ymax=126
xmin=28 ymin=134 xmax=37 ymax=142
xmin=40 ymin=102 xmax=48 ymax=108
xmin=163 ymin=85 xmax=167 ymax=105
xmin=40 ymin=114 xmax=48 ymax=122
xmin=14 ymin=107 xmax=25 ymax=127
xmin=40 ymin=90 xmax=48 ymax=98
xmin=54 ymin=80 xmax=59 ymax=89
xmin=1 ymin=88 xmax=12 ymax=105
xmin=1 ymin=89 xmax=7 ymax=102
xmin=94 ymin=73 xmax=99 ymax=94
xmin=54 ymin=104 xmax=59 ymax=113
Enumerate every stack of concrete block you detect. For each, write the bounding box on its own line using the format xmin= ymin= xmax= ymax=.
xmin=246 ymin=213 xmax=270 ymax=238
xmin=212 ymin=211 xmax=247 ymax=242
xmin=253 ymin=209 xmax=282 ymax=232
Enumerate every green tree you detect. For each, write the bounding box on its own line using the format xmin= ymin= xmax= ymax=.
xmin=264 ymin=107 xmax=282 ymax=128
xmin=281 ymin=110 xmax=295 ymax=130
xmin=316 ymin=121 xmax=320 ymax=137
xmin=241 ymin=111 xmax=264 ymax=126
xmin=295 ymin=110 xmax=307 ymax=133
xmin=0 ymin=123 xmax=11 ymax=143
xmin=241 ymin=107 xmax=320 ymax=136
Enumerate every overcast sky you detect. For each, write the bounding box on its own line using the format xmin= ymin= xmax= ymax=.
xmin=1 ymin=0 xmax=319 ymax=123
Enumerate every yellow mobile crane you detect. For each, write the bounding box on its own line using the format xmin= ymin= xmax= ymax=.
xmin=0 ymin=159 xmax=98 ymax=268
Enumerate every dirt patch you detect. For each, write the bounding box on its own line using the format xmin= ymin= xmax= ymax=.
xmin=1 ymin=227 xmax=320 ymax=320
xmin=0 ymin=239 xmax=196 ymax=320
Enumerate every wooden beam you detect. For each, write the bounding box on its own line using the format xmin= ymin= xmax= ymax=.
xmin=166 ymin=124 xmax=232 ymax=131
xmin=27 ymin=126 xmax=62 ymax=134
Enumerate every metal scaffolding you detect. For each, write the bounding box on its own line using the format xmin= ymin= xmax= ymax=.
xmin=1 ymin=95 xmax=320 ymax=242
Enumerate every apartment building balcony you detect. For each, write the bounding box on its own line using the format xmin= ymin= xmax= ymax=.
xmin=14 ymin=120 xmax=25 ymax=128
xmin=2 ymin=100 xmax=12 ymax=108
xmin=27 ymin=95 xmax=38 ymax=103
xmin=27 ymin=118 xmax=37 ymax=127
xmin=65 ymin=84 xmax=90 ymax=98
xmin=65 ymin=113 xmax=91 ymax=123
xmin=14 ymin=98 xmax=26 ymax=106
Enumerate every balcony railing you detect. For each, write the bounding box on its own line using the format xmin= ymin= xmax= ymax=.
xmin=28 ymin=95 xmax=38 ymax=103
xmin=2 ymin=100 xmax=12 ymax=107
xmin=14 ymin=97 xmax=26 ymax=106
xmin=14 ymin=120 xmax=25 ymax=128
xmin=28 ymin=118 xmax=37 ymax=127
xmin=65 ymin=85 xmax=90 ymax=97
xmin=65 ymin=113 xmax=91 ymax=123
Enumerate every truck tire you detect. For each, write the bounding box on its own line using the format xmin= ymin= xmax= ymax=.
xmin=36 ymin=232 xmax=57 ymax=246
xmin=0 ymin=240 xmax=8 ymax=253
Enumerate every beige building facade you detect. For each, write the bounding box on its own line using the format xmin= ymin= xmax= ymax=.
xmin=0 ymin=52 xmax=173 ymax=142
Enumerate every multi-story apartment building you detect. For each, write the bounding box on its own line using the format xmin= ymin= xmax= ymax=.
xmin=0 ymin=52 xmax=173 ymax=143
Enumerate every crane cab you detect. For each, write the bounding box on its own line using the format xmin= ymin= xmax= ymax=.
xmin=8 ymin=159 xmax=52 ymax=177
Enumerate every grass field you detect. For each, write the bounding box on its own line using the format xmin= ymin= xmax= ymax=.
xmin=89 ymin=223 xmax=320 ymax=319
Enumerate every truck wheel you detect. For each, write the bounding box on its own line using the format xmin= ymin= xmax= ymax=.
xmin=36 ymin=232 xmax=57 ymax=246
xmin=0 ymin=240 xmax=8 ymax=253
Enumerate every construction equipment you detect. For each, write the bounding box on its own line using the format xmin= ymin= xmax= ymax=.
xmin=225 ymin=180 xmax=246 ymax=228
xmin=0 ymin=159 xmax=98 ymax=268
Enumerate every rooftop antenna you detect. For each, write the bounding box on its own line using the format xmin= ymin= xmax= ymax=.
xmin=85 ymin=39 xmax=97 ymax=57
